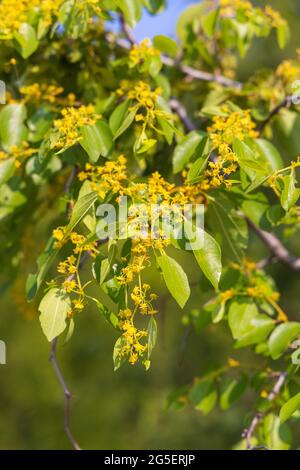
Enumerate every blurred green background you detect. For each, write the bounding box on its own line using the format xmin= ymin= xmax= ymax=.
xmin=0 ymin=0 xmax=300 ymax=450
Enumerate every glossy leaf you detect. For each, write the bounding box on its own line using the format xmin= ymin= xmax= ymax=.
xmin=157 ymin=253 xmax=190 ymax=308
xmin=39 ymin=288 xmax=71 ymax=342
xmin=268 ymin=322 xmax=300 ymax=359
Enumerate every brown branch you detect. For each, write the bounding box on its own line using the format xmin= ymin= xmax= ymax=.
xmin=256 ymin=255 xmax=276 ymax=270
xmin=49 ymin=337 xmax=81 ymax=450
xmin=119 ymin=14 xmax=135 ymax=45
xmin=259 ymin=95 xmax=296 ymax=133
xmin=247 ymin=218 xmax=300 ymax=272
xmin=107 ymin=30 xmax=242 ymax=89
xmin=242 ymin=372 xmax=287 ymax=449
xmin=169 ymin=98 xmax=196 ymax=132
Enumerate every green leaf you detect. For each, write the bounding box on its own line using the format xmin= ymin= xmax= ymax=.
xmin=188 ymin=380 xmax=217 ymax=415
xmin=228 ymin=299 xmax=275 ymax=347
xmin=220 ymin=375 xmax=247 ymax=410
xmin=153 ymin=35 xmax=177 ymax=58
xmin=156 ymin=96 xmax=174 ymax=145
xmin=113 ymin=108 xmax=136 ymax=140
xmin=90 ymin=297 xmax=119 ymax=330
xmin=14 ymin=23 xmax=39 ymax=58
xmin=26 ymin=238 xmax=58 ymax=301
xmin=0 ymin=104 xmax=27 ymax=151
xmin=39 ymin=288 xmax=71 ymax=342
xmin=280 ymin=393 xmax=300 ymax=423
xmin=109 ymin=100 xmax=130 ymax=134
xmin=145 ymin=317 xmax=158 ymax=369
xmin=194 ymin=231 xmax=222 ymax=289
xmin=233 ymin=139 xmax=267 ymax=178
xmin=173 ymin=131 xmax=204 ymax=174
xmin=201 ymin=8 xmax=219 ymax=37
xmin=209 ymin=195 xmax=248 ymax=263
xmin=187 ymin=153 xmax=210 ymax=183
xmin=176 ymin=3 xmax=205 ymax=42
xmin=66 ymin=191 xmax=98 ymax=235
xmin=0 ymin=158 xmax=15 ymax=186
xmin=185 ymin=221 xmax=222 ymax=289
xmin=113 ymin=336 xmax=127 ymax=371
xmin=276 ymin=23 xmax=290 ymax=49
xmin=264 ymin=414 xmax=292 ymax=450
xmin=280 ymin=169 xmax=300 ymax=211
xmin=80 ymin=121 xmax=113 ymax=161
xmin=64 ymin=318 xmax=75 ymax=343
xmin=157 ymin=253 xmax=190 ymax=308
xmin=115 ymin=0 xmax=142 ymax=28
xmin=77 ymin=180 xmax=97 ymax=233
xmin=135 ymin=138 xmax=157 ymax=154
xmin=253 ymin=139 xmax=283 ymax=172
xmin=268 ymin=322 xmax=300 ymax=359
xmin=99 ymin=242 xmax=117 ymax=284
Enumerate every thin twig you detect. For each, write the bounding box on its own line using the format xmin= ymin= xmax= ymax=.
xmin=247 ymin=217 xmax=300 ymax=272
xmin=119 ymin=14 xmax=135 ymax=45
xmin=169 ymin=98 xmax=196 ymax=132
xmin=49 ymin=338 xmax=81 ymax=450
xmin=259 ymin=95 xmax=297 ymax=133
xmin=243 ymin=371 xmax=287 ymax=449
xmin=256 ymin=255 xmax=277 ymax=270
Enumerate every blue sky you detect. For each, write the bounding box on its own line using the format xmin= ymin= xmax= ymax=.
xmin=133 ymin=0 xmax=199 ymax=40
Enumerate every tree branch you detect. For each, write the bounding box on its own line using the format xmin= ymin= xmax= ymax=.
xmin=242 ymin=372 xmax=287 ymax=449
xmin=112 ymin=20 xmax=300 ymax=274
xmin=247 ymin=218 xmax=300 ymax=272
xmin=49 ymin=337 xmax=82 ymax=450
xmin=107 ymin=28 xmax=242 ymax=89
xmin=259 ymin=95 xmax=296 ymax=133
xmin=169 ymin=98 xmax=196 ymax=132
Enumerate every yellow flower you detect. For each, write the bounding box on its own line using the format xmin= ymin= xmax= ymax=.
xmin=276 ymin=60 xmax=300 ymax=85
xmin=20 ymin=83 xmax=64 ymax=104
xmin=73 ymin=299 xmax=85 ymax=310
xmin=220 ymin=289 xmax=236 ymax=303
xmin=63 ymin=279 xmax=77 ymax=293
xmin=79 ymin=155 xmax=128 ymax=199
xmin=0 ymin=0 xmax=102 ymax=39
xmin=118 ymin=316 xmax=148 ymax=365
xmin=52 ymin=227 xmax=65 ymax=241
xmin=260 ymin=390 xmax=269 ymax=399
xmin=129 ymin=38 xmax=160 ymax=67
xmin=228 ymin=357 xmax=240 ymax=368
xmin=0 ymin=142 xmax=37 ymax=168
xmin=53 ymin=105 xmax=99 ymax=150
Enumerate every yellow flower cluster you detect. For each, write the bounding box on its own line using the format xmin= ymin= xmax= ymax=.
xmin=268 ymin=157 xmax=300 ymax=197
xmin=78 ymin=155 xmax=127 ymax=199
xmin=219 ymin=0 xmax=252 ymax=16
xmin=204 ymin=107 xmax=258 ymax=190
xmin=118 ymin=313 xmax=148 ymax=365
xmin=264 ymin=6 xmax=287 ymax=28
xmin=20 ymin=83 xmax=64 ymax=105
xmin=208 ymin=107 xmax=258 ymax=147
xmin=0 ymin=142 xmax=37 ymax=168
xmin=0 ymin=0 xmax=102 ymax=39
xmin=53 ymin=105 xmax=99 ymax=150
xmin=0 ymin=0 xmax=62 ymax=38
xmin=52 ymin=228 xmax=99 ymax=316
xmin=276 ymin=60 xmax=300 ymax=85
xmin=129 ymin=38 xmax=160 ymax=67
xmin=218 ymin=260 xmax=288 ymax=323
xmin=131 ymin=284 xmax=158 ymax=315
xmin=118 ymin=81 xmax=171 ymax=128
xmin=218 ymin=0 xmax=287 ymax=31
